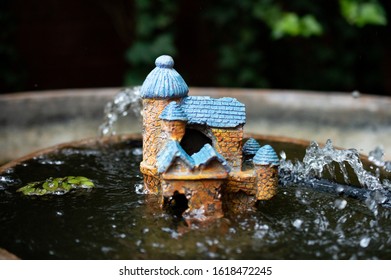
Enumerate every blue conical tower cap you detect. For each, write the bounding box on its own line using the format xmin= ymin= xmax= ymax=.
xmin=141 ymin=55 xmax=189 ymax=99
xmin=253 ymin=145 xmax=280 ymax=166
xmin=159 ymin=101 xmax=188 ymax=121
xmin=243 ymin=138 xmax=261 ymax=156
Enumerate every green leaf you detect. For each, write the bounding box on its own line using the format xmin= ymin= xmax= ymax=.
xmin=272 ymin=12 xmax=301 ymax=39
xmin=300 ymin=15 xmax=323 ymax=37
xmin=340 ymin=0 xmax=387 ymax=27
xmin=17 ymin=176 xmax=95 ymax=196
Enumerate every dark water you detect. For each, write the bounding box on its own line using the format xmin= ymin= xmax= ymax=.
xmin=0 ymin=139 xmax=391 ymax=260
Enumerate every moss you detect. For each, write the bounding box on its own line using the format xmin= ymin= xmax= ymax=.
xmin=17 ymin=176 xmax=95 ymax=196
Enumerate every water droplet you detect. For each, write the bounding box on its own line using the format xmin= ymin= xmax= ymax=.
xmin=360 ymin=237 xmax=370 ymax=248
xmin=292 ymin=219 xmax=303 ymax=229
xmin=132 ymin=148 xmax=143 ymax=156
xmin=334 ymin=199 xmax=347 ymax=210
xmin=101 ymin=246 xmax=113 ymax=254
xmin=134 ymin=183 xmax=145 ymax=194
xmin=385 ymin=161 xmax=391 ymax=172
xmin=352 ymin=90 xmax=360 ymax=98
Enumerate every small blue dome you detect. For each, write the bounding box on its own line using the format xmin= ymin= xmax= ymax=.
xmin=242 ymin=138 xmax=261 ymax=156
xmin=141 ymin=55 xmax=189 ymax=99
xmin=253 ymin=145 xmax=280 ymax=166
xmin=159 ymin=101 xmax=188 ymax=121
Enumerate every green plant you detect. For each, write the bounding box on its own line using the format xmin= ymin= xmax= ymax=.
xmin=124 ymin=0 xmax=178 ymax=85
xmin=122 ymin=0 xmax=388 ymax=93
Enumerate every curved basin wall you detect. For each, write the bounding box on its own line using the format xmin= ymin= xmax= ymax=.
xmin=0 ymin=88 xmax=390 ymax=163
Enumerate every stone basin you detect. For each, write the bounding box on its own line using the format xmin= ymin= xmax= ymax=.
xmin=1 ymin=88 xmax=390 ymax=165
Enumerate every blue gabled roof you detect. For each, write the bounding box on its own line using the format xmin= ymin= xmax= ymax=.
xmin=157 ymin=140 xmax=194 ymax=173
xmin=141 ymin=55 xmax=189 ymax=99
xmin=243 ymin=138 xmax=261 ymax=156
xmin=159 ymin=101 xmax=188 ymax=121
xmin=191 ymin=144 xmax=231 ymax=172
xmin=253 ymin=145 xmax=280 ymax=166
xmin=181 ymin=96 xmax=246 ymax=128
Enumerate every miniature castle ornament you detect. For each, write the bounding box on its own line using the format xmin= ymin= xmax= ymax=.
xmin=140 ymin=55 xmax=279 ymax=222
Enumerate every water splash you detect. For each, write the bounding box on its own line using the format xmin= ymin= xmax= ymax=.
xmin=280 ymin=139 xmax=386 ymax=190
xmin=99 ymin=87 xmax=142 ymax=136
xmin=368 ymin=146 xmax=391 ymax=173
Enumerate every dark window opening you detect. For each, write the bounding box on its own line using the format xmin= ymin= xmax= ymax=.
xmin=180 ymin=128 xmax=212 ymax=155
xmin=164 ymin=191 xmax=188 ymax=217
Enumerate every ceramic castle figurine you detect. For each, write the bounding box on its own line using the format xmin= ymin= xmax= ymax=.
xmin=140 ymin=55 xmax=279 ymax=222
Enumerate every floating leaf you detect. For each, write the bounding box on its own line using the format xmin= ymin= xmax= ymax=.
xmin=17 ymin=176 xmax=95 ymax=196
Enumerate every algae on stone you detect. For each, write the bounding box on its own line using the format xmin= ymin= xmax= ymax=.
xmin=17 ymin=176 xmax=94 ymax=196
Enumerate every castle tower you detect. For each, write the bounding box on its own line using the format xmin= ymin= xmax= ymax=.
xmin=140 ymin=55 xmax=188 ymax=192
xmin=253 ymin=145 xmax=280 ymax=200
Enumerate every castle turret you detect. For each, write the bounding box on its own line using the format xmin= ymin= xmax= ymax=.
xmin=140 ymin=55 xmax=188 ymax=193
xmin=253 ymin=145 xmax=280 ymax=200
xmin=159 ymin=101 xmax=187 ymax=142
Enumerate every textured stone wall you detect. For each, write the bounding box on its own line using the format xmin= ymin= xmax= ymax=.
xmin=161 ymin=120 xmax=186 ymax=141
xmin=142 ymin=99 xmax=168 ymax=166
xmin=211 ymin=126 xmax=244 ymax=170
xmin=142 ymin=98 xmax=181 ymax=167
xmin=162 ymin=179 xmax=224 ymax=220
xmin=226 ymin=173 xmax=256 ymax=195
xmin=255 ymin=166 xmax=278 ymax=200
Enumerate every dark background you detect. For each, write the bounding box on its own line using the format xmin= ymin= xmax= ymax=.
xmin=1 ymin=0 xmax=390 ymax=95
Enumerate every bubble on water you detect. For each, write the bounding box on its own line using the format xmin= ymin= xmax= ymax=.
xmin=161 ymin=227 xmax=179 ymax=239
xmin=334 ymin=199 xmax=347 ymax=210
xmin=134 ymin=183 xmax=146 ymax=195
xmin=292 ymin=219 xmax=303 ymax=229
xmin=360 ymin=237 xmax=371 ymax=248
xmin=55 ymin=211 xmax=64 ymax=216
xmin=101 ymin=246 xmax=113 ymax=254
xmin=253 ymin=223 xmax=269 ymax=239
xmin=132 ymin=147 xmax=143 ymax=156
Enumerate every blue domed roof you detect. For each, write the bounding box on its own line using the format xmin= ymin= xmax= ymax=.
xmin=253 ymin=145 xmax=280 ymax=166
xmin=141 ymin=55 xmax=189 ymax=99
xmin=243 ymin=138 xmax=261 ymax=156
xmin=159 ymin=101 xmax=188 ymax=121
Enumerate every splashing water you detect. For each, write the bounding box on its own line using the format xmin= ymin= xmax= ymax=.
xmin=368 ymin=146 xmax=391 ymax=173
xmin=99 ymin=87 xmax=142 ymax=136
xmin=279 ymin=139 xmax=391 ymax=215
xmin=280 ymin=139 xmax=388 ymax=190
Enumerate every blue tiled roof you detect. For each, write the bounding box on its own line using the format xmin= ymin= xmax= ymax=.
xmin=243 ymin=138 xmax=261 ymax=156
xmin=253 ymin=145 xmax=280 ymax=166
xmin=181 ymin=96 xmax=246 ymax=128
xmin=191 ymin=144 xmax=231 ymax=172
xmin=159 ymin=101 xmax=188 ymax=121
xmin=141 ymin=55 xmax=189 ymax=99
xmin=157 ymin=140 xmax=194 ymax=173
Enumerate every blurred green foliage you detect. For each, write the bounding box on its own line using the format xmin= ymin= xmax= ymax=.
xmin=124 ymin=0 xmax=178 ymax=85
xmin=1 ymin=0 xmax=388 ymax=94
xmin=124 ymin=0 xmax=389 ymax=93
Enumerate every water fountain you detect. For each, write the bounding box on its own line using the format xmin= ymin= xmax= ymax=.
xmin=0 ymin=55 xmax=390 ymax=260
